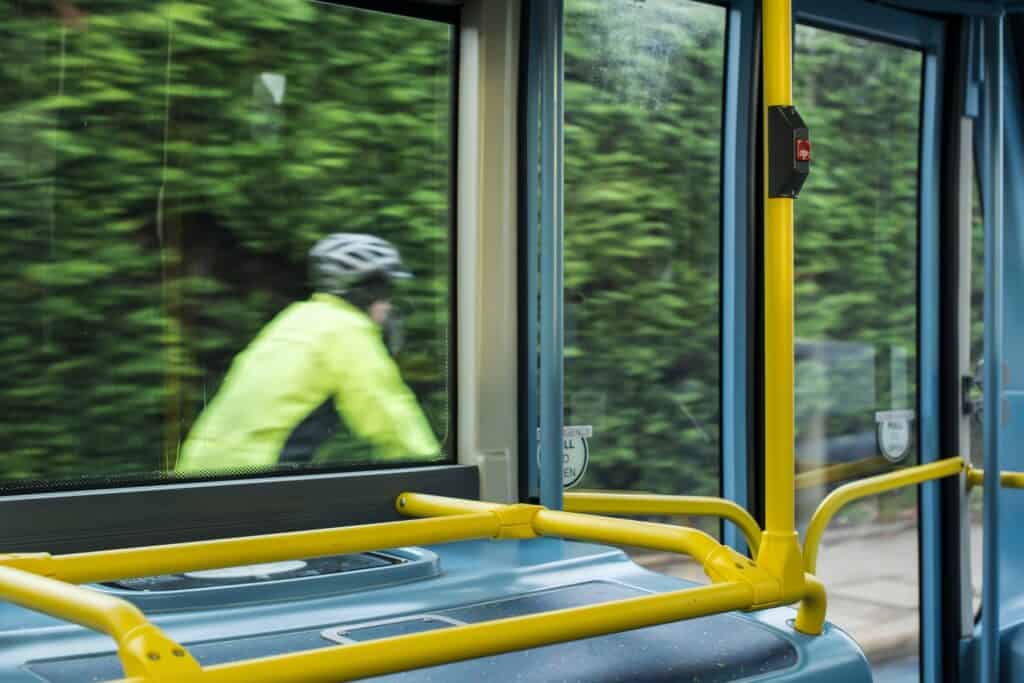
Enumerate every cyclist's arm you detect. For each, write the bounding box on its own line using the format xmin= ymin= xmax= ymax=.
xmin=330 ymin=328 xmax=441 ymax=460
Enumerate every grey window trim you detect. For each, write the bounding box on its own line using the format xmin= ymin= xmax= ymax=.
xmin=0 ymin=465 xmax=479 ymax=554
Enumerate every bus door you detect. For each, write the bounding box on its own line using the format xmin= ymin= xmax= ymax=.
xmin=789 ymin=3 xmax=945 ymax=681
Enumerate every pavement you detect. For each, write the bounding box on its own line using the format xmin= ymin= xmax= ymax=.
xmin=625 ymin=510 xmax=985 ymax=676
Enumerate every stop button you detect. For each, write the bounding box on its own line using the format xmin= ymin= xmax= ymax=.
xmin=796 ymin=138 xmax=811 ymax=162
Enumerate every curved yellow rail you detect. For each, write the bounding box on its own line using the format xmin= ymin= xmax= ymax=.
xmin=802 ymin=457 xmax=964 ymax=575
xmin=795 ymin=573 xmax=828 ymax=635
xmin=0 ymin=566 xmax=201 ymax=678
xmin=563 ymin=491 xmax=762 ymax=554
xmin=399 ymin=493 xmax=731 ymax=576
xmin=2 ymin=489 xmax=818 ymax=683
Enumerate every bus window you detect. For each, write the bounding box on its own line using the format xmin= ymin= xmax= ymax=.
xmin=0 ymin=1 xmax=454 ymax=492
xmin=793 ymin=24 xmax=923 ymax=678
xmin=562 ymin=0 xmax=726 ymax=582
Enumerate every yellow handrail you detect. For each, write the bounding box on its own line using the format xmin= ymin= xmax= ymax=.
xmin=2 ymin=491 xmax=823 ymax=683
xmin=402 ymin=494 xmax=831 ymax=635
xmin=793 ymin=457 xmax=966 ymax=632
xmin=2 ymin=513 xmax=501 ymax=585
xmin=966 ymin=466 xmax=1024 ymax=489
xmin=0 ymin=566 xmax=145 ymax=636
xmin=795 ymin=574 xmax=828 ymax=635
xmin=398 ymin=493 xmax=748 ymax=585
xmin=555 ymin=492 xmax=829 ymax=634
xmin=801 ymin=457 xmax=964 ymax=575
xmin=563 ymin=491 xmax=763 ymax=554
xmin=0 ymin=566 xmax=201 ymax=679
xmin=147 ymin=581 xmax=756 ymax=683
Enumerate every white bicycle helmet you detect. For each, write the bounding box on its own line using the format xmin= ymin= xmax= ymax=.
xmin=309 ymin=233 xmax=411 ymax=295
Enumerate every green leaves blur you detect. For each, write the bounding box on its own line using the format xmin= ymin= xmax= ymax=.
xmin=564 ymin=0 xmax=724 ymax=496
xmin=0 ymin=1 xmax=451 ymax=483
xmin=564 ymin=7 xmax=924 ymax=497
xmin=793 ymin=26 xmax=922 ymax=472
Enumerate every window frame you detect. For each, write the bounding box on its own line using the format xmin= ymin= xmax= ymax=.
xmin=0 ymin=0 xmax=476 ymax=551
xmin=937 ymin=18 xmax=974 ymax=683
xmin=720 ymin=0 xmax=761 ymax=553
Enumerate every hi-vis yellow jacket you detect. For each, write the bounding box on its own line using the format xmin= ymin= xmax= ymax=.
xmin=176 ymin=294 xmax=440 ymax=473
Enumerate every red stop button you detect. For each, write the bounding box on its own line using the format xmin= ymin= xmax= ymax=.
xmin=796 ymin=138 xmax=811 ymax=163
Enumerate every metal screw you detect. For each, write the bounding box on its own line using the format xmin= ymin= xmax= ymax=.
xmin=172 ymin=648 xmax=185 ymax=658
xmin=147 ymin=652 xmax=161 ymax=661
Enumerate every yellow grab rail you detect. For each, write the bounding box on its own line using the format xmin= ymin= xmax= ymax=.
xmin=398 ymin=493 xmax=752 ymax=585
xmin=0 ymin=566 xmax=201 ymax=679
xmin=155 ymin=581 xmax=756 ymax=683
xmin=1 ymin=491 xmax=828 ymax=683
xmin=792 ymin=457 xmax=1024 ymax=631
xmin=2 ymin=513 xmax=501 ymax=585
xmin=967 ymin=466 xmax=1024 ymax=489
xmin=793 ymin=457 xmax=966 ymax=632
xmin=795 ymin=574 xmax=828 ymax=635
xmin=562 ymin=491 xmax=763 ymax=554
xmin=801 ymin=457 xmax=964 ymax=575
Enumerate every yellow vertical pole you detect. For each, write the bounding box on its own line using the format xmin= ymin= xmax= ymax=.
xmin=757 ymin=0 xmax=804 ymax=599
xmin=763 ymin=0 xmax=794 ymax=537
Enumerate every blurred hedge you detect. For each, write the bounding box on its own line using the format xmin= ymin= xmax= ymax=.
xmin=0 ymin=1 xmax=451 ymax=483
xmin=563 ymin=5 xmax=922 ymax=496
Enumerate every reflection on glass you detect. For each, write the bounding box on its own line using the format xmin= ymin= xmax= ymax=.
xmin=793 ymin=25 xmax=923 ymax=678
xmin=562 ymin=0 xmax=726 ymax=582
xmin=0 ymin=1 xmax=452 ymax=489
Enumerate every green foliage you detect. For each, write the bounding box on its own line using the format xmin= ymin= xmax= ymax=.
xmin=564 ymin=0 xmax=724 ymax=495
xmin=792 ymin=25 xmax=922 ymax=483
xmin=0 ymin=1 xmax=451 ymax=483
xmin=564 ymin=8 xmax=924 ymax=497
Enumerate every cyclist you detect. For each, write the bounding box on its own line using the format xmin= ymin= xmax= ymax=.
xmin=176 ymin=234 xmax=441 ymax=473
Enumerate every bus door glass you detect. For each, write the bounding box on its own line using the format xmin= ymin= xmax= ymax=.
xmin=969 ymin=172 xmax=984 ymax=615
xmin=561 ymin=0 xmax=726 ymax=582
xmin=793 ymin=23 xmax=924 ymax=681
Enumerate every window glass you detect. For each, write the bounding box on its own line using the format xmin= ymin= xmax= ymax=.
xmin=793 ymin=26 xmax=923 ymax=679
xmin=563 ymin=0 xmax=725 ymax=582
xmin=0 ymin=1 xmax=453 ymax=491
xmin=969 ymin=178 xmax=984 ymax=614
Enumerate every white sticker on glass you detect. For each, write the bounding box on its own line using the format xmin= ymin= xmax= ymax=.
xmin=537 ymin=425 xmax=592 ymax=489
xmin=875 ymin=410 xmax=915 ymax=463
